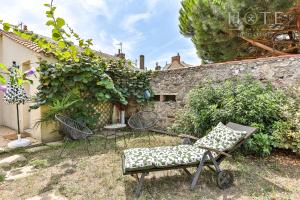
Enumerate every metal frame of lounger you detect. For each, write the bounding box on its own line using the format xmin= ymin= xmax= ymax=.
xmin=122 ymin=122 xmax=257 ymax=198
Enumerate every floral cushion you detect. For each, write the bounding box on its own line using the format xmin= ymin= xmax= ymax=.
xmin=193 ymin=122 xmax=247 ymax=151
xmin=123 ymin=145 xmax=206 ymax=173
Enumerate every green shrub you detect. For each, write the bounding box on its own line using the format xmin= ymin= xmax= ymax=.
xmin=244 ymin=132 xmax=272 ymax=157
xmin=0 ymin=170 xmax=5 ymax=182
xmin=270 ymin=88 xmax=300 ymax=154
xmin=170 ymin=77 xmax=294 ymax=156
xmin=272 ymin=121 xmax=300 ymax=154
xmin=29 ymin=159 xmax=49 ymax=169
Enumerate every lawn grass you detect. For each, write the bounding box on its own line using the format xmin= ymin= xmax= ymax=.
xmin=0 ymin=132 xmax=299 ymax=200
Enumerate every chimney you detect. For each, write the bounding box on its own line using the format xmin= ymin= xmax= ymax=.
xmin=116 ymin=49 xmax=125 ymax=59
xmin=155 ymin=62 xmax=161 ymax=71
xmin=139 ymin=55 xmax=145 ymax=70
xmin=171 ymin=53 xmax=180 ymax=63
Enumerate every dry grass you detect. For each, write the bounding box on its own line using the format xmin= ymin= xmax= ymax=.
xmin=0 ymin=132 xmax=299 ymax=200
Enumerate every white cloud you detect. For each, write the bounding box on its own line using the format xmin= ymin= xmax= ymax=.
xmin=119 ymin=0 xmax=165 ymax=56
xmin=147 ymin=37 xmax=180 ymax=57
xmin=0 ymin=0 xmax=122 ymax=53
xmin=0 ymin=0 xmax=197 ymax=66
xmin=0 ymin=1 xmax=48 ymax=33
xmin=93 ymin=31 xmax=144 ymax=58
xmin=183 ymin=49 xmax=202 ymax=66
xmin=146 ymin=0 xmax=160 ymax=10
xmin=111 ymin=32 xmax=145 ymax=58
xmin=92 ymin=31 xmax=115 ymax=54
xmin=78 ymin=0 xmax=116 ymax=20
xmin=122 ymin=13 xmax=150 ymax=33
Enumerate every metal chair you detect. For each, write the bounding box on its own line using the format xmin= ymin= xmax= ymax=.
xmin=55 ymin=114 xmax=93 ymax=156
xmin=128 ymin=111 xmax=159 ymax=143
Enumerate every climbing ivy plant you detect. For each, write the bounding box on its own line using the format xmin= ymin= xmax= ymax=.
xmin=0 ymin=64 xmax=8 ymax=84
xmin=106 ymin=63 xmax=152 ymax=105
xmin=0 ymin=63 xmax=34 ymax=86
xmin=0 ymin=0 xmax=153 ymax=127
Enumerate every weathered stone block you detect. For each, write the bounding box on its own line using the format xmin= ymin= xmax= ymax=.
xmin=0 ymin=154 xmax=27 ymax=167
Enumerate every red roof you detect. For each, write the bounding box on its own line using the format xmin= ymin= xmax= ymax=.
xmin=0 ymin=30 xmax=44 ymax=54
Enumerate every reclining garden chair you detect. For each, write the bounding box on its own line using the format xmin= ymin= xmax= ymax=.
xmin=122 ymin=122 xmax=257 ymax=198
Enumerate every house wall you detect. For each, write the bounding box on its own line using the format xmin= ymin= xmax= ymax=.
xmin=0 ymin=35 xmax=59 ymax=142
xmin=148 ymin=56 xmax=300 ymax=129
xmin=0 ymin=35 xmax=41 ymax=138
xmin=0 ymin=35 xmax=3 ymax=125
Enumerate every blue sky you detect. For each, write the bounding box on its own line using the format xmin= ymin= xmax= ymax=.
xmin=0 ymin=0 xmax=201 ymax=69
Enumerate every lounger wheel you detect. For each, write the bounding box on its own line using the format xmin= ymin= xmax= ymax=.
xmin=216 ymin=170 xmax=234 ymax=189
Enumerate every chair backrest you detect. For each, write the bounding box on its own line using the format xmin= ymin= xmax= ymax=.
xmin=225 ymin=122 xmax=257 ymax=152
xmin=128 ymin=111 xmax=159 ymax=130
xmin=193 ymin=122 xmax=248 ymax=152
xmin=55 ymin=114 xmax=93 ymax=140
xmin=193 ymin=122 xmax=257 ymax=163
xmin=213 ymin=122 xmax=257 ymax=163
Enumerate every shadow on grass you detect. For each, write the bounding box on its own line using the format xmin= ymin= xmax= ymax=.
xmin=124 ymin=166 xmax=292 ymax=200
xmin=23 ymin=132 xmax=160 ymax=168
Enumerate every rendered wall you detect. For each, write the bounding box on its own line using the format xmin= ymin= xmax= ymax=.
xmin=0 ymin=35 xmax=59 ymax=142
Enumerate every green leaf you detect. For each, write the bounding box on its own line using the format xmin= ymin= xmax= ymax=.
xmin=97 ymin=79 xmax=114 ymax=89
xmin=0 ymin=63 xmax=8 ymax=73
xmin=56 ymin=18 xmax=65 ymax=28
xmin=17 ymin=78 xmax=23 ymax=86
xmin=85 ymin=48 xmax=92 ymax=55
xmin=58 ymin=41 xmax=66 ymax=49
xmin=73 ymin=76 xmax=82 ymax=81
xmin=70 ymin=45 xmax=77 ymax=52
xmin=52 ymin=29 xmax=61 ymax=41
xmin=0 ymin=75 xmax=6 ymax=84
xmin=46 ymin=10 xmax=53 ymax=15
xmin=46 ymin=20 xmax=55 ymax=26
xmin=3 ymin=23 xmax=10 ymax=31
xmin=44 ymin=3 xmax=51 ymax=7
xmin=21 ymin=33 xmax=31 ymax=40
xmin=79 ymin=40 xmax=84 ymax=47
xmin=63 ymin=51 xmax=71 ymax=59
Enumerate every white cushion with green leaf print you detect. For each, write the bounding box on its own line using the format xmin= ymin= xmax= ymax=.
xmin=123 ymin=145 xmax=206 ymax=173
xmin=193 ymin=122 xmax=247 ymax=152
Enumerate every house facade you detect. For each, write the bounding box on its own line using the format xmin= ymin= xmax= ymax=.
xmin=162 ymin=53 xmax=193 ymax=70
xmin=0 ymin=30 xmax=127 ymax=142
xmin=0 ymin=30 xmax=59 ymax=142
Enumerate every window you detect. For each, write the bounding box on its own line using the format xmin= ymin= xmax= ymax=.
xmin=153 ymin=95 xmax=160 ymax=101
xmin=153 ymin=94 xmax=177 ymax=102
xmin=164 ymin=95 xmax=176 ymax=102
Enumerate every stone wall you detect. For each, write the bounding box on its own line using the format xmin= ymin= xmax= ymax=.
xmin=149 ymin=56 xmax=300 ymax=129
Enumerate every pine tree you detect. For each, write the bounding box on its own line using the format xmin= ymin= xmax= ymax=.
xmin=179 ymin=0 xmax=298 ymax=63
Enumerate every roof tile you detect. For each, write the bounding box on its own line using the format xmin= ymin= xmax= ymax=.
xmin=0 ymin=29 xmax=44 ymax=54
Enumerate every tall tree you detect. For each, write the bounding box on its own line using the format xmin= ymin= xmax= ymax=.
xmin=179 ymin=0 xmax=299 ymax=63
